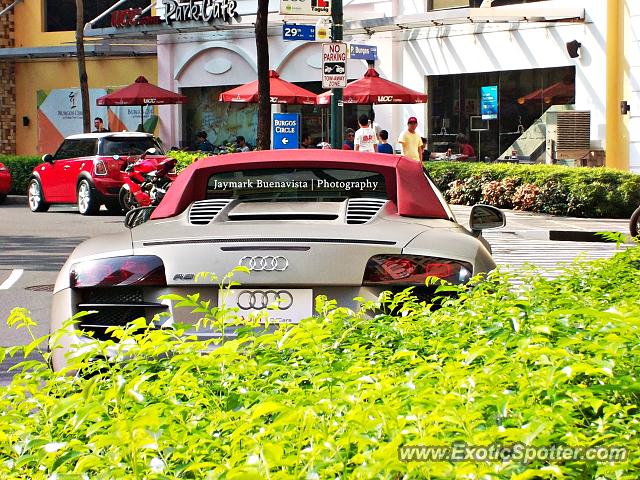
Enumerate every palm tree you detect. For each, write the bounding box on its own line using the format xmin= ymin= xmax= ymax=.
xmin=76 ymin=0 xmax=91 ymax=133
xmin=254 ymin=0 xmax=270 ymax=150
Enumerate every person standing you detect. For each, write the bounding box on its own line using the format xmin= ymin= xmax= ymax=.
xmin=354 ymin=114 xmax=378 ymax=153
xmin=377 ymin=130 xmax=394 ymax=154
xmin=342 ymin=128 xmax=355 ymax=150
xmin=93 ymin=117 xmax=110 ymax=133
xmin=397 ymin=116 xmax=424 ymax=162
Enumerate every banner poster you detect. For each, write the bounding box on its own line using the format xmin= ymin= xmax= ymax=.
xmin=37 ymin=88 xmax=158 ymax=155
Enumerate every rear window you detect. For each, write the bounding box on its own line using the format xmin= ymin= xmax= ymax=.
xmin=99 ymin=137 xmax=164 ymax=156
xmin=207 ymin=168 xmax=387 ymax=201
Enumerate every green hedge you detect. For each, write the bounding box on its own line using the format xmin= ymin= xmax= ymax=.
xmin=425 ymin=162 xmax=640 ymax=218
xmin=0 ymin=155 xmax=41 ymax=195
xmin=3 ymin=248 xmax=640 ymax=478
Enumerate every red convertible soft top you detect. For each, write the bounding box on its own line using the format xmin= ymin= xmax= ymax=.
xmin=151 ymin=150 xmax=449 ymax=220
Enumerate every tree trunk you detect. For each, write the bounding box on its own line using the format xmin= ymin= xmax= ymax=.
xmin=255 ymin=0 xmax=270 ymax=150
xmin=76 ymin=0 xmax=91 ymax=133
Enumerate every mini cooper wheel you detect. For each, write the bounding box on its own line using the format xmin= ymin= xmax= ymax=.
xmin=28 ymin=178 xmax=50 ymax=212
xmin=77 ymin=179 xmax=99 ymax=215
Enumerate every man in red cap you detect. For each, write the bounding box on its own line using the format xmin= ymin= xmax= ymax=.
xmin=397 ymin=116 xmax=424 ymax=162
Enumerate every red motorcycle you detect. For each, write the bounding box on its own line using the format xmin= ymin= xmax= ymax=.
xmin=119 ymin=148 xmax=177 ymax=213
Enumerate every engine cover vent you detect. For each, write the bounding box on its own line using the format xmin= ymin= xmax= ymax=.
xmin=346 ymin=198 xmax=387 ymax=224
xmin=188 ymin=199 xmax=233 ymax=225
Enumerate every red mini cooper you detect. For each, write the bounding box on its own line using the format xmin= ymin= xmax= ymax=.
xmin=28 ymin=132 xmax=165 ymax=215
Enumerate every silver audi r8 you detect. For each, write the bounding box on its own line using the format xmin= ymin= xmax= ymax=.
xmin=50 ymin=150 xmax=505 ymax=370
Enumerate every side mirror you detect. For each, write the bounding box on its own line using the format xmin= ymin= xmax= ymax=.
xmin=124 ymin=206 xmax=156 ymax=229
xmin=42 ymin=154 xmax=53 ymax=163
xmin=469 ymin=204 xmax=505 ymax=235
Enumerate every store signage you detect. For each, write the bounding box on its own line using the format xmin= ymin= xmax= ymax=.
xmin=481 ymin=85 xmax=498 ymax=120
xmin=283 ymin=24 xmax=316 ymax=41
xmin=111 ymin=1 xmax=238 ymax=28
xmin=322 ymin=42 xmax=347 ymax=88
xmin=349 ymin=44 xmax=377 ymax=61
xmin=111 ymin=8 xmax=162 ymax=27
xmin=163 ymin=0 xmax=238 ymax=24
xmin=273 ymin=113 xmax=300 ymax=150
xmin=280 ymin=0 xmax=331 ymax=16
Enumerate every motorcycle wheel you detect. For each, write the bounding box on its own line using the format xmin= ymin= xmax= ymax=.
xmin=119 ymin=187 xmax=138 ymax=213
xmin=630 ymin=206 xmax=640 ymax=238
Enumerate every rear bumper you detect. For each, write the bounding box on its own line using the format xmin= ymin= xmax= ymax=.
xmin=92 ymin=176 xmax=123 ymax=200
xmin=50 ymin=285 xmax=385 ymax=370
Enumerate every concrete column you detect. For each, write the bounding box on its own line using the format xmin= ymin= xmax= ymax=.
xmin=0 ymin=0 xmax=16 ymax=155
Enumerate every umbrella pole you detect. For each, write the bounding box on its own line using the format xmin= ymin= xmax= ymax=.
xmin=140 ymin=106 xmax=144 ymax=132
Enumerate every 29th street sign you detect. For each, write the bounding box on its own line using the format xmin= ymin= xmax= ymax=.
xmin=322 ymin=42 xmax=347 ymax=88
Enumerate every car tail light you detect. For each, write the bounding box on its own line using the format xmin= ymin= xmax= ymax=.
xmin=362 ymin=254 xmax=472 ymax=286
xmin=94 ymin=160 xmax=107 ymax=176
xmin=70 ymin=256 xmax=166 ymax=288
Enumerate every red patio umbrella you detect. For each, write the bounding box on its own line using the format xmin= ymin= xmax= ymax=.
xmin=317 ymin=68 xmax=428 ymax=105
xmin=96 ymin=76 xmax=187 ymax=129
xmin=219 ymin=70 xmax=317 ymax=105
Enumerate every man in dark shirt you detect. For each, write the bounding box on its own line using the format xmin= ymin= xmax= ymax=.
xmin=194 ymin=131 xmax=215 ymax=152
xmin=93 ymin=117 xmax=110 ymax=133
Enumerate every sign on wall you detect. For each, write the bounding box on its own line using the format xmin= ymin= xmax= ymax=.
xmin=37 ymin=88 xmax=157 ymax=155
xmin=322 ymin=42 xmax=347 ymax=89
xmin=273 ymin=113 xmax=300 ymax=149
xmin=280 ymin=0 xmax=330 ymax=16
xmin=481 ymin=85 xmax=498 ymax=120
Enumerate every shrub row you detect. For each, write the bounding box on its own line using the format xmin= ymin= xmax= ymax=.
xmin=2 ymin=247 xmax=640 ymax=478
xmin=425 ymin=162 xmax=640 ymax=218
xmin=0 ymin=155 xmax=41 ymax=195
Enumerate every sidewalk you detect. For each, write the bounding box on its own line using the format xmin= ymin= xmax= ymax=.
xmin=451 ymin=205 xmax=632 ymax=242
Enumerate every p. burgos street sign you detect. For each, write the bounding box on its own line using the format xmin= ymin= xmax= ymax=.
xmin=322 ymin=42 xmax=347 ymax=89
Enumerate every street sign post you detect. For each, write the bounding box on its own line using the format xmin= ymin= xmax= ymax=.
xmin=273 ymin=113 xmax=300 ymax=149
xmin=322 ymin=42 xmax=347 ymax=89
xmin=349 ymin=44 xmax=377 ymax=61
xmin=282 ymin=24 xmax=316 ymax=41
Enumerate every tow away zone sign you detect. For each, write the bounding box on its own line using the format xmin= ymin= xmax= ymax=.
xmin=322 ymin=42 xmax=347 ymax=88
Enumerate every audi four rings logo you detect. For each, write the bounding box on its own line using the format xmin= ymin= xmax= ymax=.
xmin=239 ymin=255 xmax=289 ymax=271
xmin=236 ymin=290 xmax=294 ymax=310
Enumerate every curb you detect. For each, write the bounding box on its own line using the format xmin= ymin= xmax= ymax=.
xmin=511 ymin=229 xmax=633 ymax=243
xmin=3 ymin=195 xmax=27 ymax=205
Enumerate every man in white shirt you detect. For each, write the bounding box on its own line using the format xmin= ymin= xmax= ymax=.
xmin=354 ymin=114 xmax=378 ymax=153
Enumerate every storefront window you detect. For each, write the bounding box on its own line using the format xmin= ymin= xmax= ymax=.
xmin=45 ymin=0 xmax=151 ymax=32
xmin=427 ymin=66 xmax=575 ymax=160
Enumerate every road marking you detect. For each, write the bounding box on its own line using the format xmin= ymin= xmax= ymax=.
xmin=0 ymin=269 xmax=24 ymax=290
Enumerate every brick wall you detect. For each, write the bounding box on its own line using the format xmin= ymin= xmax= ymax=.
xmin=0 ymin=0 xmax=16 ymax=155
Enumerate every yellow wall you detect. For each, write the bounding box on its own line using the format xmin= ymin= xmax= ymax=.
xmin=15 ymin=57 xmax=158 ymax=155
xmin=13 ymin=0 xmax=75 ymax=48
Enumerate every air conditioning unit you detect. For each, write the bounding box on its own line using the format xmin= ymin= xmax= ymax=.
xmin=545 ymin=110 xmax=591 ymax=166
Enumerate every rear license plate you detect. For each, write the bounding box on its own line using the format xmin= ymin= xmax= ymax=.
xmin=218 ymin=288 xmax=313 ymax=323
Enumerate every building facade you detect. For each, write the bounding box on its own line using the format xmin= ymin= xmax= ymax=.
xmin=0 ymin=0 xmax=157 ymax=155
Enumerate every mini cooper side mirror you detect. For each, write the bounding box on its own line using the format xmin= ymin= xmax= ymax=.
xmin=42 ymin=154 xmax=53 ymax=163
xmin=125 ymin=206 xmax=156 ymax=229
xmin=469 ymin=204 xmax=506 ymax=235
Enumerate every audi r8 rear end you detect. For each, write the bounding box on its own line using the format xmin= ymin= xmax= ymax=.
xmin=50 ymin=150 xmax=504 ymax=370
